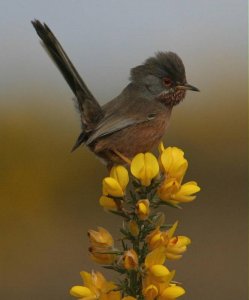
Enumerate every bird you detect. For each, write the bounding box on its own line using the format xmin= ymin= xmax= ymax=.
xmin=32 ymin=20 xmax=199 ymax=169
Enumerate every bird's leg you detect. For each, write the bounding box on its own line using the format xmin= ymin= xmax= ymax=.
xmin=113 ymin=150 xmax=132 ymax=165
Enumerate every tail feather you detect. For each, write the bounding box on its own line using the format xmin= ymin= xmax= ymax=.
xmin=31 ymin=19 xmax=103 ymax=125
xmin=71 ymin=132 xmax=87 ymax=152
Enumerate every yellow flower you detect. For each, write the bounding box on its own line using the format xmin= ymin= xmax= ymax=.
xmin=158 ymin=178 xmax=200 ymax=204
xmin=172 ymin=181 xmax=201 ymax=203
xmin=157 ymin=178 xmax=180 ymax=201
xmin=143 ymin=231 xmax=186 ymax=299
xmin=103 ymin=165 xmax=129 ymax=197
xmin=146 ymin=222 xmax=178 ymax=251
xmin=146 ymin=222 xmax=191 ymax=260
xmin=157 ymin=143 xmax=201 ymax=204
xmin=142 ymin=267 xmax=185 ymax=300
xmin=136 ymin=199 xmax=150 ymax=220
xmin=99 ymin=196 xmax=118 ymax=211
xmin=122 ymin=297 xmax=137 ymax=300
xmin=70 ymin=271 xmax=121 ymax=299
xmin=166 ymin=236 xmax=191 ymax=260
xmin=159 ymin=144 xmax=188 ymax=183
xmin=131 ymin=152 xmax=159 ymax=186
xmin=128 ymin=220 xmax=139 ymax=237
xmin=88 ymin=227 xmax=116 ymax=265
xmin=146 ymin=227 xmax=165 ymax=250
xmin=123 ymin=249 xmax=138 ymax=270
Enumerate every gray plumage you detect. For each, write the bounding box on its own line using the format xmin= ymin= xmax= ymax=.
xmin=32 ymin=20 xmax=199 ymax=167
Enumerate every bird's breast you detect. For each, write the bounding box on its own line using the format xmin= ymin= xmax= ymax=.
xmin=93 ymin=108 xmax=172 ymax=159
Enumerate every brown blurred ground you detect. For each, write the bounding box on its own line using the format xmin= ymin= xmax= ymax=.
xmin=0 ymin=80 xmax=247 ymax=299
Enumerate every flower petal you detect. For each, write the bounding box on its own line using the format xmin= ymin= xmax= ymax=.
xmin=80 ymin=271 xmax=94 ymax=288
xmin=99 ymin=196 xmax=117 ymax=210
xmin=149 ymin=265 xmax=170 ymax=282
xmin=167 ymin=221 xmax=178 ymax=239
xmin=165 ymin=252 xmax=183 ymax=260
xmin=145 ymin=246 xmax=166 ymax=267
xmin=158 ymin=142 xmax=165 ymax=153
xmin=131 ymin=153 xmax=159 ymax=186
xmin=161 ymin=285 xmax=185 ymax=299
xmin=177 ymin=236 xmax=191 ymax=246
xmin=103 ymin=177 xmax=124 ymax=197
xmin=110 ymin=165 xmax=129 ymax=191
xmin=172 ymin=181 xmax=201 ymax=202
xmin=157 ymin=178 xmax=180 ymax=201
xmin=136 ymin=199 xmax=150 ymax=220
xmin=70 ymin=286 xmax=93 ymax=298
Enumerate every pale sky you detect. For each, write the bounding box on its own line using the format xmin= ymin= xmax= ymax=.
xmin=0 ymin=0 xmax=247 ymax=106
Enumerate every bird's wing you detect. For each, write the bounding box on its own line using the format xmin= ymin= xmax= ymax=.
xmin=32 ymin=20 xmax=103 ymax=126
xmin=86 ymin=117 xmax=145 ymax=145
xmin=86 ymin=96 xmax=160 ymax=145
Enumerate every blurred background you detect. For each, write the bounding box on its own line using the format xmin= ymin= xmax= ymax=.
xmin=0 ymin=1 xmax=247 ymax=299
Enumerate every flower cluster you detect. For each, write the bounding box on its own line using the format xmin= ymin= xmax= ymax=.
xmin=70 ymin=143 xmax=200 ymax=299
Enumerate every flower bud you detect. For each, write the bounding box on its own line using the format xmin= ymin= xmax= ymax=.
xmin=143 ymin=284 xmax=158 ymax=300
xmin=136 ymin=199 xmax=150 ymax=220
xmin=89 ymin=247 xmax=116 ymax=265
xmin=123 ymin=249 xmax=138 ymax=270
xmin=128 ymin=220 xmax=139 ymax=237
xmin=88 ymin=227 xmax=113 ymax=248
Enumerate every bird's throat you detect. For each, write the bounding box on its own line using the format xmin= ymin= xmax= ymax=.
xmin=157 ymin=89 xmax=186 ymax=106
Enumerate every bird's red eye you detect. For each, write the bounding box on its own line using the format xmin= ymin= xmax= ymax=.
xmin=163 ymin=77 xmax=172 ymax=87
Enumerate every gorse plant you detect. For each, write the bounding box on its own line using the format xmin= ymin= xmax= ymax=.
xmin=70 ymin=142 xmax=200 ymax=300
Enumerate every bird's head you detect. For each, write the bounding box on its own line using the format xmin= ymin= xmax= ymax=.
xmin=130 ymin=51 xmax=199 ymax=106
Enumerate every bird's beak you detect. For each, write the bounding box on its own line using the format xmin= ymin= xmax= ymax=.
xmin=176 ymin=83 xmax=200 ymax=92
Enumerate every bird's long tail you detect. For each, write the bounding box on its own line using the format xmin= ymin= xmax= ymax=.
xmin=31 ymin=20 xmax=103 ymax=127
